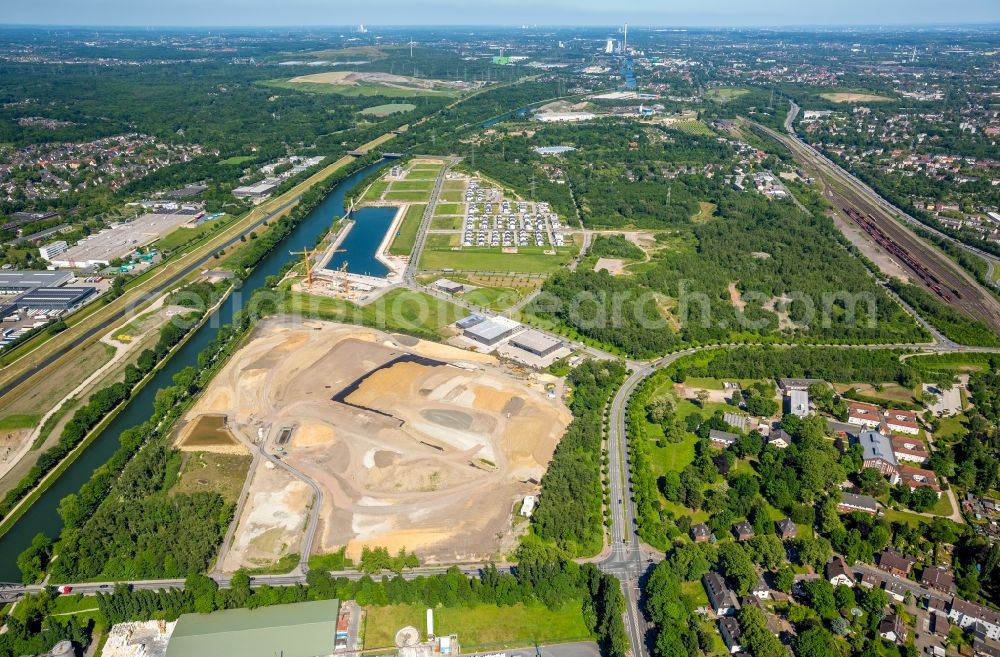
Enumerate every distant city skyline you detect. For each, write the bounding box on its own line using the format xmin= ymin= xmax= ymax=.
xmin=3 ymin=0 xmax=1000 ymax=28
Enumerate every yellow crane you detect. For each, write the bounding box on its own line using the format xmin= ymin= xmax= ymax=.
xmin=289 ymin=247 xmax=320 ymax=286
xmin=338 ymin=260 xmax=350 ymax=294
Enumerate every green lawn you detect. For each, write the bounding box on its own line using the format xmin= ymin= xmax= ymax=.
xmin=361 ymin=103 xmax=416 ymax=116
xmin=282 ymin=288 xmax=467 ymax=339
xmin=384 ymin=189 xmax=433 ymax=202
xmin=690 ymin=202 xmax=718 ymax=223
xmin=364 ymin=603 xmax=592 ymax=651
xmin=439 ymin=190 xmax=467 ymax=203
xmin=648 ymin=432 xmax=699 ymax=475
xmin=671 ymin=120 xmax=716 ymax=136
xmin=936 ymin=415 xmax=967 ymax=441
xmin=706 ymin=88 xmax=749 ymax=102
xmin=219 ymin=155 xmax=254 ymax=165
xmin=359 ymin=180 xmax=389 ymax=204
xmin=156 ymin=215 xmax=232 ymax=254
xmin=389 ymin=180 xmax=435 ymax=193
xmin=431 ymin=216 xmax=463 ymax=230
xmin=387 ymin=204 xmax=426 ymax=257
xmin=0 ymin=414 xmax=41 ymax=430
xmin=425 ymin=234 xmax=460 ymax=249
xmin=442 ymin=180 xmax=467 ymax=192
xmin=420 ymin=247 xmax=573 ymax=274
xmin=434 ymin=202 xmax=465 ymax=215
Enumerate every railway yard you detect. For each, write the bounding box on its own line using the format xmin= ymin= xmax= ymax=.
xmin=755 ymin=119 xmax=1000 ymax=335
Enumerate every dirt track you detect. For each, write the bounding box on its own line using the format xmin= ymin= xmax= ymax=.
xmin=184 ymin=317 xmax=570 ymax=567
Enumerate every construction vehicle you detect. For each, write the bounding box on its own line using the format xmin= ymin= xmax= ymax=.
xmin=338 ymin=260 xmax=350 ymax=294
xmin=289 ymin=248 xmax=320 ymax=286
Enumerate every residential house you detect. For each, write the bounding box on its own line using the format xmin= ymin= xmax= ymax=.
xmin=898 ymin=465 xmax=941 ymax=495
xmin=859 ymin=571 xmax=884 ymax=590
xmin=710 ymin=429 xmax=739 ymax=449
xmin=718 ymin=617 xmax=743 ymax=653
xmin=776 ymin=518 xmax=797 ymax=540
xmin=879 ymin=549 xmax=916 ymax=577
xmin=718 ymin=617 xmax=743 ymax=654
xmin=929 ymin=612 xmax=950 ymax=637
xmin=767 ymin=428 xmax=791 ymax=449
xmin=949 ymin=599 xmax=1000 ymax=640
xmin=826 ymin=556 xmax=855 ymax=587
xmin=891 ymin=436 xmax=930 ymax=465
xmin=885 ymin=408 xmax=920 ymax=435
xmin=848 ymin=401 xmax=883 ymax=429
xmin=751 ymin=574 xmax=770 ymax=600
xmin=692 ymin=523 xmax=711 ymax=543
xmin=733 ymin=521 xmax=754 ymax=542
xmin=858 ymin=430 xmax=901 ymax=483
xmin=838 ymin=492 xmax=878 ymax=515
xmin=921 ymin=566 xmax=956 ymax=595
xmin=703 ymin=572 xmax=740 ymax=616
xmin=879 ymin=613 xmax=907 ymax=643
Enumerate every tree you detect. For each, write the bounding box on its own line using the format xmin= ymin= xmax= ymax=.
xmin=795 ymin=536 xmax=833 ymax=571
xmin=774 ymin=566 xmax=795 ymax=593
xmin=858 ymin=467 xmax=889 ymax=497
xmin=747 ymin=534 xmax=786 ymax=571
xmin=719 ymin=543 xmax=757 ymax=595
xmin=803 ymin=579 xmax=838 ymax=618
xmin=794 ymin=626 xmax=836 ymax=657
xmin=861 ymin=586 xmax=888 ymax=620
xmin=695 ymin=389 xmax=710 ymax=407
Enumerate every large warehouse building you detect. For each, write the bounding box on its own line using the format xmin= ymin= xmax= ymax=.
xmin=165 ymin=599 xmax=341 ymax=657
xmin=15 ymin=286 xmax=95 ymax=310
xmin=509 ymin=329 xmax=563 ymax=357
xmin=462 ymin=315 xmax=522 ymax=347
xmin=0 ymin=270 xmax=74 ymax=294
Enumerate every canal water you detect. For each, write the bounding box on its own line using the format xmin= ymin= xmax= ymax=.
xmin=0 ymin=158 xmax=394 ymax=582
xmin=325 ymin=206 xmax=396 ymax=278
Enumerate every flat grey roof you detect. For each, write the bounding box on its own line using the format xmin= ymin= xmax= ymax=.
xmin=464 ymin=316 xmax=521 ymax=341
xmin=0 ymin=270 xmax=73 ymax=290
xmin=510 ymin=329 xmax=562 ymax=352
xmin=16 ymin=286 xmax=94 ymax=307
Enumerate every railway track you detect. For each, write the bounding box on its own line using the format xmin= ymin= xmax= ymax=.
xmin=751 ymin=118 xmax=1000 ymax=335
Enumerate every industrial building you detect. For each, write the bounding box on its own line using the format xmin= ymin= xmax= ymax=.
xmin=38 ymin=240 xmax=68 ymax=262
xmin=0 ymin=270 xmax=74 ymax=294
xmin=462 ymin=315 xmax=522 ymax=347
xmin=164 ymin=599 xmax=341 ymax=657
xmin=508 ymin=330 xmax=563 ymax=357
xmin=233 ymin=179 xmax=279 ymax=200
xmin=15 ymin=286 xmax=95 ymax=310
xmin=787 ymin=389 xmax=810 ymax=417
xmin=47 ymin=211 xmax=196 ymax=267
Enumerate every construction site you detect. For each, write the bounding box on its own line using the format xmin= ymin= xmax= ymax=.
xmin=177 ymin=317 xmax=570 ymax=569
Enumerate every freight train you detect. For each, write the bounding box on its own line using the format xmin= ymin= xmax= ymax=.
xmin=842 ymin=207 xmax=954 ymax=303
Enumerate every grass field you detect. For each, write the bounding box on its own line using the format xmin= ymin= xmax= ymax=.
xmin=820 ymin=92 xmax=893 ymax=103
xmin=363 ymin=603 xmax=592 ymax=651
xmin=431 ymin=216 xmax=463 ymax=230
xmin=0 ymin=414 xmax=40 ymax=430
xmin=265 ymin=79 xmax=454 ymax=98
xmin=672 ymin=120 xmax=716 ymax=136
xmin=425 ymin=233 xmax=460 ymax=248
xmin=420 ymin=247 xmax=572 ymax=274
xmin=439 ymin=190 xmax=466 ymax=203
xmin=936 ymin=415 xmax=968 ymax=441
xmin=706 ymin=88 xmax=749 ymax=102
xmin=442 ymin=180 xmax=466 ymax=192
xmin=170 ymin=451 xmax=252 ymax=504
xmin=156 ymin=215 xmax=232 ymax=254
xmin=282 ymin=287 xmax=467 ymax=339
xmin=387 ymin=204 xmax=426 ymax=256
xmin=219 ymin=155 xmax=254 ymax=165
xmin=690 ymin=202 xmax=718 ymax=223
xmin=361 ymin=103 xmax=416 ymax=117
xmin=384 ymin=189 xmax=434 ymax=202
xmin=433 ymin=202 xmax=465 ymax=215
xmin=360 ymin=180 xmax=389 ymax=204
xmin=388 ymin=180 xmax=435 ymax=193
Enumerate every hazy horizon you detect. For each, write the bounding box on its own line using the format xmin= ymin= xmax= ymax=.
xmin=4 ymin=0 xmax=1000 ymax=29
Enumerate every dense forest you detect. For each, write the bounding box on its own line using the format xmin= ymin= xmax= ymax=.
xmin=531 ymin=190 xmax=927 ymax=357
xmin=531 ymin=359 xmax=627 ymax=557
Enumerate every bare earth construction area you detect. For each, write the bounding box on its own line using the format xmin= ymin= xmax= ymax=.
xmin=179 ymin=318 xmax=570 ymax=569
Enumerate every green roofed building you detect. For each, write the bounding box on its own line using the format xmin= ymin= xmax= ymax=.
xmin=165 ymin=599 xmax=340 ymax=657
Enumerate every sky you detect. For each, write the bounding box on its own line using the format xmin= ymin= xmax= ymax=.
xmin=4 ymin=0 xmax=1000 ymax=28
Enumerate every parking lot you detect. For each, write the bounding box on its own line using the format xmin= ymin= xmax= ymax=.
xmin=460 ymin=179 xmax=566 ymax=250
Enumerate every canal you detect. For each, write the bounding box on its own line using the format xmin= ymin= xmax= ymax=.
xmin=0 ymin=158 xmax=394 ymax=582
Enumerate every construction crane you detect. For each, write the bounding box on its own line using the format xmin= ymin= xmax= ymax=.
xmin=338 ymin=260 xmax=350 ymax=294
xmin=289 ymin=248 xmax=320 ymax=286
